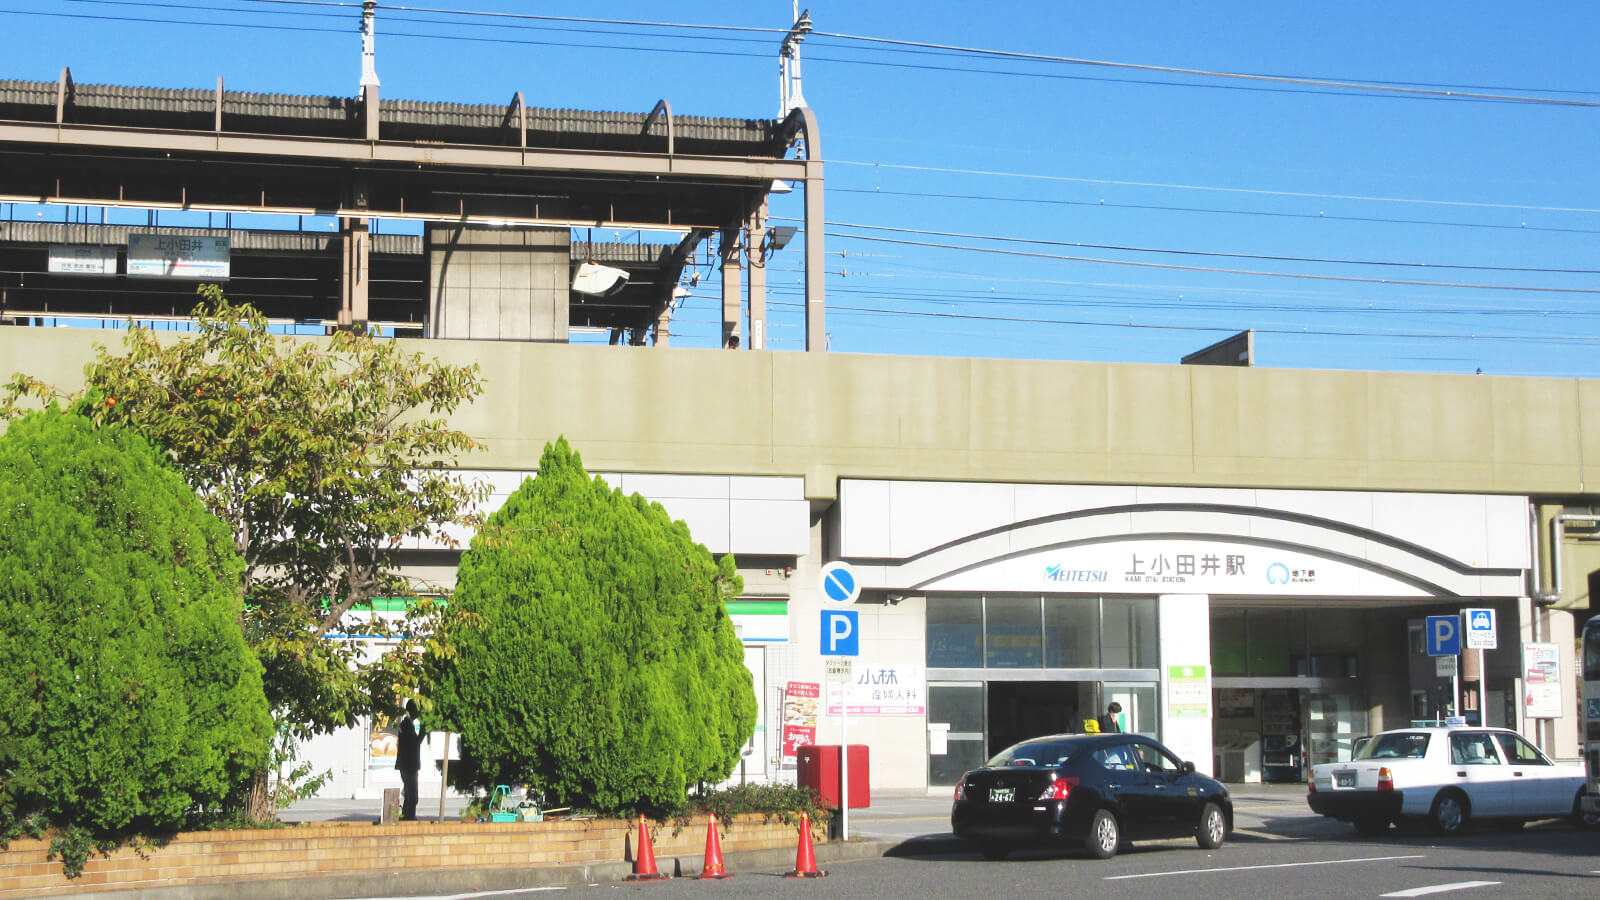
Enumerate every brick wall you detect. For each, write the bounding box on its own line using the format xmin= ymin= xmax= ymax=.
xmin=0 ymin=814 xmax=816 ymax=896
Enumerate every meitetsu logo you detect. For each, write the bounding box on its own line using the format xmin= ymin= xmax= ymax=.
xmin=1045 ymin=565 xmax=1108 ymax=583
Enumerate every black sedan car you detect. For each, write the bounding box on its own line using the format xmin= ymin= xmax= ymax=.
xmin=951 ymin=732 xmax=1231 ymax=860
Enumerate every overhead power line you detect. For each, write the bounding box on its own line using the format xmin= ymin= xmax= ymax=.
xmin=828 ymin=188 xmax=1600 ymax=237
xmin=832 ymin=161 xmax=1600 ymax=216
xmin=808 ymin=231 xmax=1600 ymax=295
xmin=805 ymin=30 xmax=1600 ymax=108
xmin=752 ymin=296 xmax=1600 ymax=347
xmin=39 ymin=1 xmax=1600 ymax=108
xmin=812 ymin=220 xmax=1600 ymax=275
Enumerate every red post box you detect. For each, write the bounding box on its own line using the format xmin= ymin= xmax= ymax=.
xmin=796 ymin=744 xmax=870 ymax=809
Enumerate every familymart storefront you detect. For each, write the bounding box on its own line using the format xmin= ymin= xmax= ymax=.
xmin=834 ymin=480 xmax=1532 ymax=786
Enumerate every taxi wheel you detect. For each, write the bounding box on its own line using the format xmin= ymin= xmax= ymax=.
xmin=1086 ymin=809 xmax=1120 ymax=859
xmin=1569 ymin=790 xmax=1600 ymax=830
xmin=1429 ymin=790 xmax=1468 ymax=836
xmin=1197 ymin=802 xmax=1226 ymax=849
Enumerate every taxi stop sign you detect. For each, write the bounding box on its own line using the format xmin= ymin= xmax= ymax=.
xmin=1464 ymin=608 xmax=1497 ymax=650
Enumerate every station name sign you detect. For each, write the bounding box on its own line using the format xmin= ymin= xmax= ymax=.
xmin=127 ymin=234 xmax=231 ymax=280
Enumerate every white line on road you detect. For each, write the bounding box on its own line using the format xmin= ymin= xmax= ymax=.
xmin=1228 ymin=827 xmax=1292 ymax=841
xmin=1104 ymin=854 xmax=1425 ymax=880
xmin=1379 ymin=882 xmax=1501 ymax=898
xmin=361 ymin=888 xmax=565 ymax=900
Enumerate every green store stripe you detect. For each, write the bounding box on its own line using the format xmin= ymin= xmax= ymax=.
xmin=726 ymin=600 xmax=788 ymax=615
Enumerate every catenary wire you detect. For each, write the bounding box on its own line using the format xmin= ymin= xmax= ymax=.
xmin=827 ymin=188 xmax=1600 ymax=237
xmin=801 ymin=219 xmax=1600 ymax=275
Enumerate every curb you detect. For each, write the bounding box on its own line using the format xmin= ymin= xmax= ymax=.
xmin=87 ymin=839 xmax=905 ymax=899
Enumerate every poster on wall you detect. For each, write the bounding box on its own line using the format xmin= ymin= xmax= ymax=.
xmin=826 ymin=663 xmax=927 ymax=716
xmin=780 ymin=681 xmax=820 ymax=768
xmin=1522 ymin=642 xmax=1562 ymax=719
xmin=368 ymin=713 xmax=400 ymax=777
xmin=1167 ymin=665 xmax=1210 ymax=718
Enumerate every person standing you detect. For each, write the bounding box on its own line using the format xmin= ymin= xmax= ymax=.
xmin=1097 ymin=701 xmax=1123 ymax=734
xmin=396 ymin=700 xmax=424 ymax=820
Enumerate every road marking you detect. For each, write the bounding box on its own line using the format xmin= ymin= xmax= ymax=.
xmin=1104 ymin=854 xmax=1425 ymax=880
xmin=361 ymin=883 xmax=563 ymax=890
xmin=1228 ymin=827 xmax=1292 ymax=841
xmin=1380 ymin=882 xmax=1500 ymax=898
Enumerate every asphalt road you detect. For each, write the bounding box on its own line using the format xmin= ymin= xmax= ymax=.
xmin=340 ymin=795 xmax=1600 ymax=900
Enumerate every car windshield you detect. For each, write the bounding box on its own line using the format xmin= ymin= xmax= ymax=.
xmin=1358 ymin=732 xmax=1430 ymax=760
xmin=986 ymin=738 xmax=1080 ymax=768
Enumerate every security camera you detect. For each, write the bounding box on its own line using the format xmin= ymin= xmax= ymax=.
xmin=571 ymin=262 xmax=630 ymax=297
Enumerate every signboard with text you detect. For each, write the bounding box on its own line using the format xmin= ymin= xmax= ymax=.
xmin=826 ymin=663 xmax=926 ymax=716
xmin=928 ymin=539 xmax=1432 ymax=597
xmin=779 ymin=681 xmax=820 ymax=767
xmin=1167 ymin=665 xmax=1210 ymax=718
xmin=127 ymin=234 xmax=231 ymax=279
xmin=48 ymin=244 xmax=117 ymax=275
xmin=1522 ymin=643 xmax=1562 ymax=719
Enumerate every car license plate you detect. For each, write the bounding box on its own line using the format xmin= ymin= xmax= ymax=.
xmin=1335 ymin=773 xmax=1355 ymax=788
xmin=989 ymin=787 xmax=1015 ymax=803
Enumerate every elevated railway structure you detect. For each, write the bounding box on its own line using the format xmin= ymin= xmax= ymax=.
xmin=0 ymin=69 xmax=822 ymax=347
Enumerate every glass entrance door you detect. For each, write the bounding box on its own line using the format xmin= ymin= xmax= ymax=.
xmin=928 ymin=682 xmax=985 ymax=785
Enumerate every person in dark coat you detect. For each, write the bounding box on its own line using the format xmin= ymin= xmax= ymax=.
xmin=396 ymin=700 xmax=424 ymax=820
xmin=1097 ymin=701 xmax=1123 ymax=734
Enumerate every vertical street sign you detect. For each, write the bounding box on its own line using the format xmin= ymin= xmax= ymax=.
xmin=1425 ymin=615 xmax=1461 ymax=718
xmin=1463 ymin=608 xmax=1495 ymax=726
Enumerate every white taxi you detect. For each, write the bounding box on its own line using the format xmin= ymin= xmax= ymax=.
xmin=1307 ymin=725 xmax=1587 ymax=835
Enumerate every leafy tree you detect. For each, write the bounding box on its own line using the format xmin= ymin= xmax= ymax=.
xmin=430 ymin=438 xmax=756 ymax=815
xmin=0 ymin=408 xmax=271 ymax=864
xmin=3 ymin=287 xmax=487 ymax=816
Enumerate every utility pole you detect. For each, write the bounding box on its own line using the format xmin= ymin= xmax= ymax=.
xmin=360 ymin=0 xmax=380 ymax=90
xmin=779 ymin=4 xmax=812 ymax=115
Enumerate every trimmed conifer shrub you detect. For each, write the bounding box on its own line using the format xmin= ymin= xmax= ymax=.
xmin=0 ymin=408 xmax=271 ymax=844
xmin=431 ymin=437 xmax=756 ymax=815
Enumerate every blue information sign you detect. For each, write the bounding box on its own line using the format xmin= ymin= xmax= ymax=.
xmin=1425 ymin=614 xmax=1460 ymax=657
xmin=820 ymin=609 xmax=860 ymax=656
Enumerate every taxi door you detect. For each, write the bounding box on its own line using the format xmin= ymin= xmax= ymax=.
xmin=1494 ymin=731 xmax=1573 ymax=816
xmin=1448 ymin=731 xmax=1512 ymax=817
xmin=1131 ymin=740 xmax=1199 ymax=837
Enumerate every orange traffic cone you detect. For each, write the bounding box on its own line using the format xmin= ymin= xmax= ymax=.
xmin=697 ymin=812 xmax=732 ymax=879
xmin=784 ymin=810 xmax=828 ymax=878
xmin=626 ymin=815 xmax=668 ymax=881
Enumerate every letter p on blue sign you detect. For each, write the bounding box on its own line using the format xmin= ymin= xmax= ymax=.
xmin=1425 ymin=614 xmax=1460 ymax=657
xmin=821 ymin=609 xmax=859 ymax=656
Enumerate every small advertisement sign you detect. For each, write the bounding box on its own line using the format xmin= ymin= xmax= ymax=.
xmin=127 ymin=234 xmax=231 ymax=279
xmin=1167 ymin=665 xmax=1210 ymax=718
xmin=1522 ymin=643 xmax=1562 ymax=719
xmin=780 ymin=680 xmax=820 ymax=767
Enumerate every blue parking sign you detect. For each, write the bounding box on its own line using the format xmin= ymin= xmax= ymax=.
xmin=821 ymin=609 xmax=859 ymax=656
xmin=1425 ymin=615 xmax=1460 ymax=657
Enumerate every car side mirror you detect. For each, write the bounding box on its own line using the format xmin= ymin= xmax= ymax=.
xmin=1182 ymin=761 xmax=1196 ymax=774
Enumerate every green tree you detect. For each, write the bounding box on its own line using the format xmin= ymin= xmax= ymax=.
xmin=430 ymin=438 xmax=756 ymax=815
xmin=4 ymin=287 xmax=487 ymax=817
xmin=0 ymin=408 xmax=271 ymax=858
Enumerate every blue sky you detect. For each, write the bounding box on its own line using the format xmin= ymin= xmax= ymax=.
xmin=3 ymin=1 xmax=1597 ymax=375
